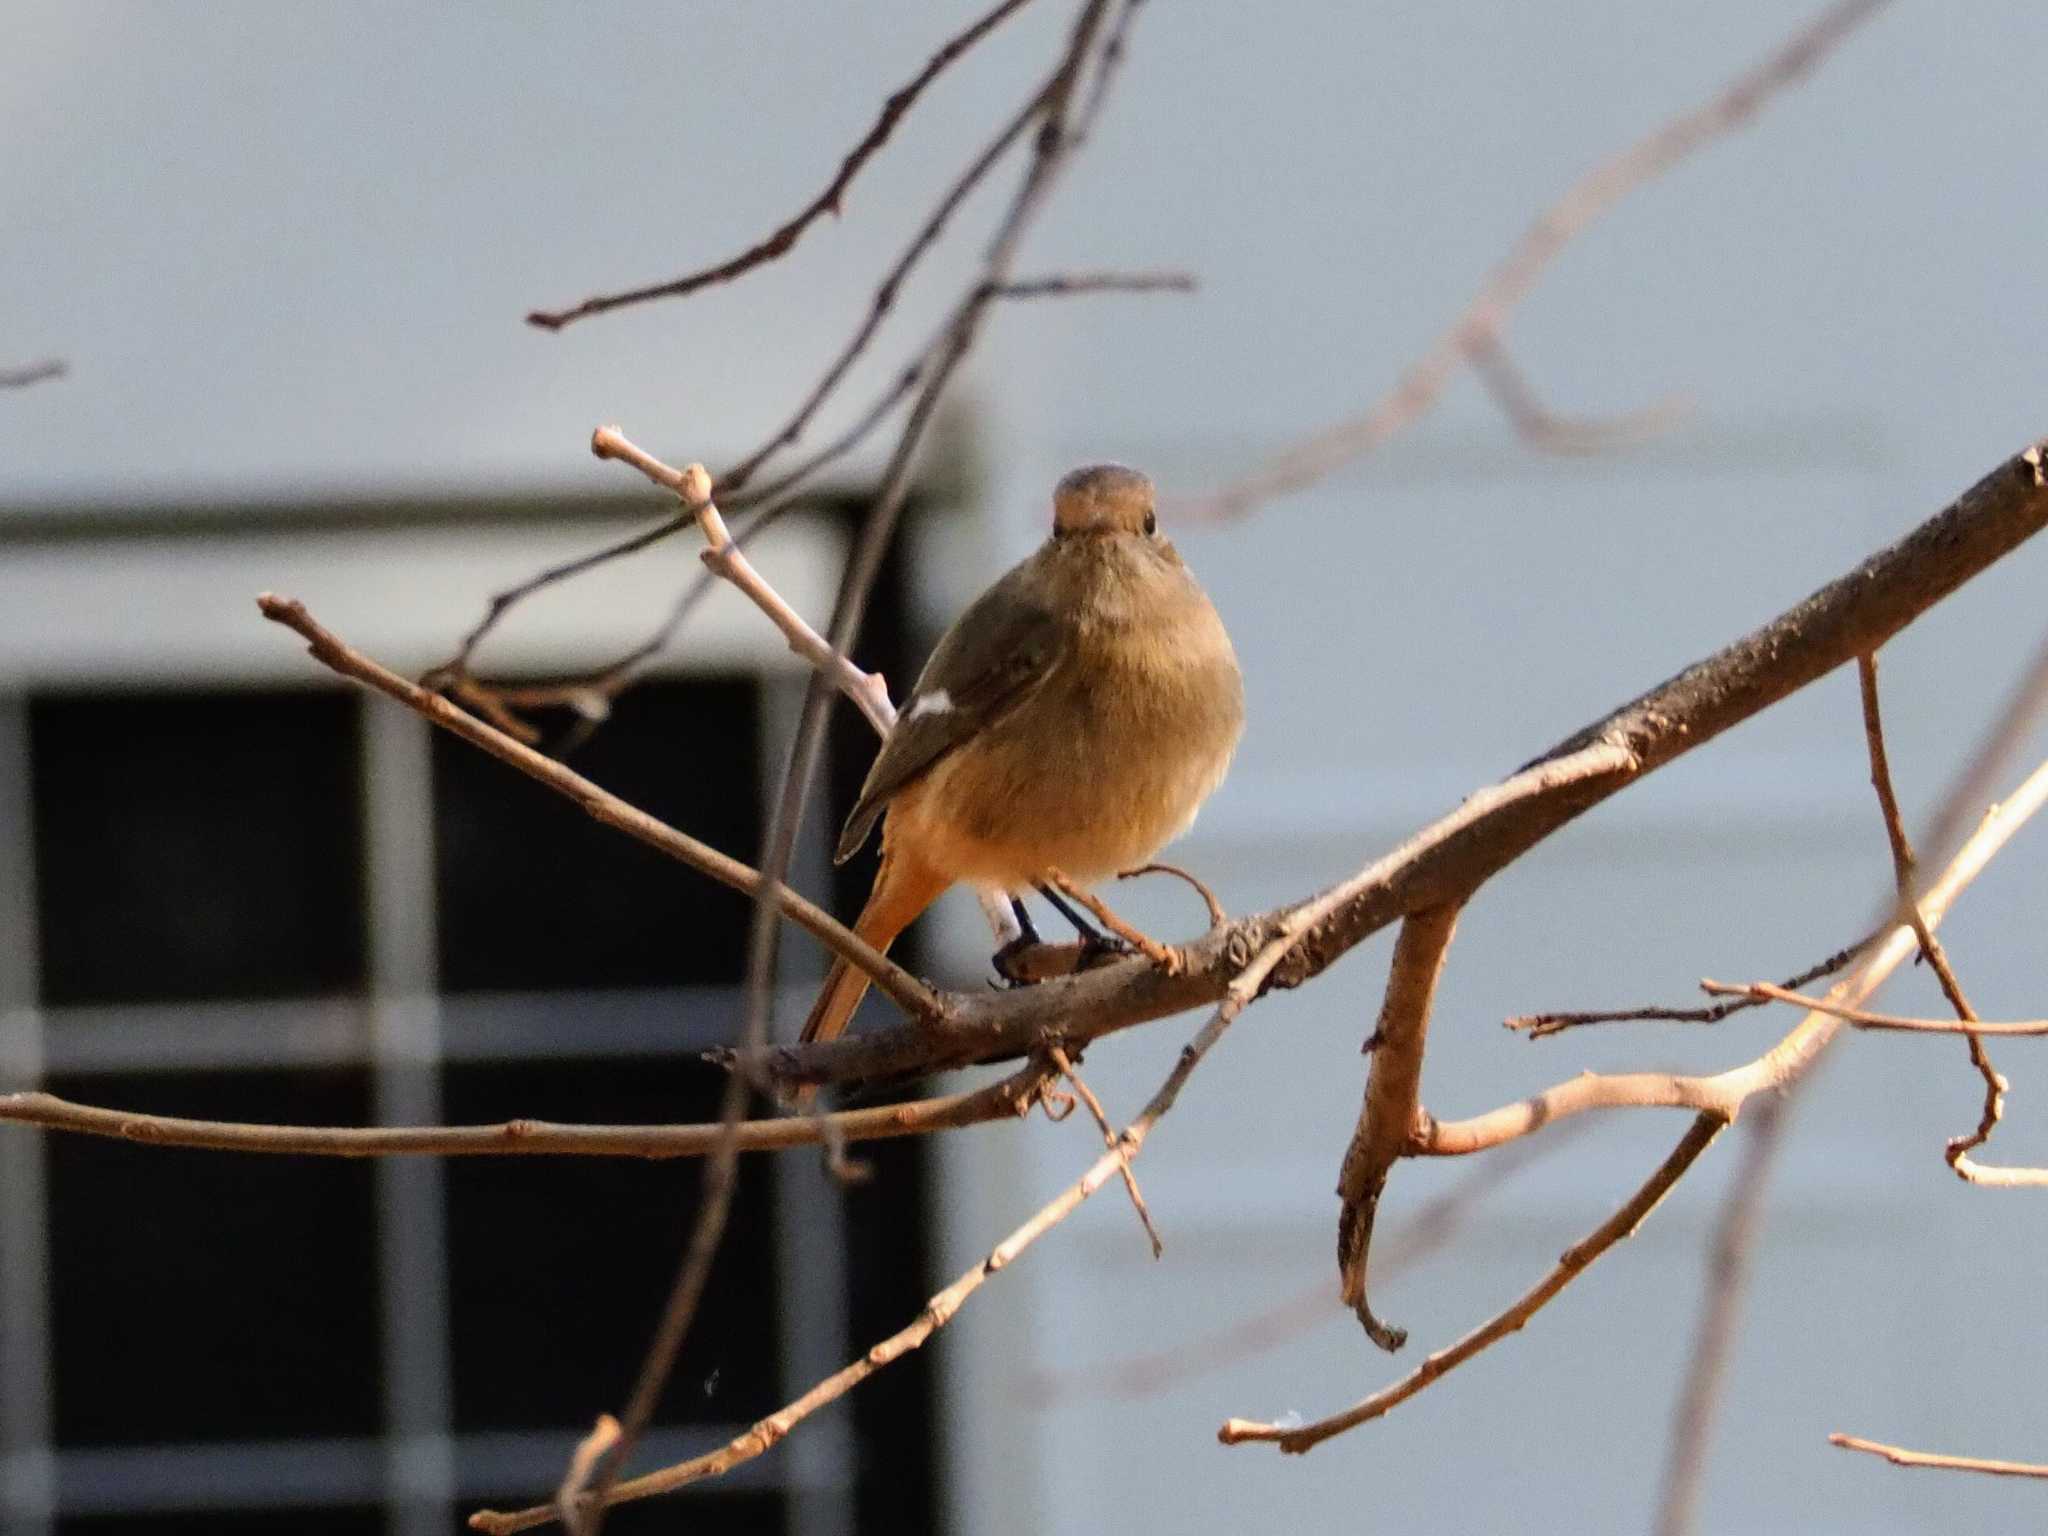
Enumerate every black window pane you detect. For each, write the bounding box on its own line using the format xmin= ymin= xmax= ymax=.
xmin=433 ymin=679 xmax=759 ymax=992
xmin=443 ymin=1057 xmax=779 ymax=1433
xmin=598 ymin=1492 xmax=786 ymax=1536
xmin=59 ymin=1508 xmax=385 ymax=1536
xmin=845 ymin=1137 xmax=937 ymax=1535
xmin=30 ymin=690 xmax=365 ymax=1006
xmin=45 ymin=1069 xmax=381 ymax=1446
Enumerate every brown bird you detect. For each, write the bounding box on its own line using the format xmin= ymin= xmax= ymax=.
xmin=800 ymin=463 xmax=1244 ymax=1059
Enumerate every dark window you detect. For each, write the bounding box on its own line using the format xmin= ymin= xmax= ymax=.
xmin=30 ymin=690 xmax=365 ymax=1006
xmin=44 ymin=1067 xmax=381 ymax=1446
xmin=433 ymin=678 xmax=760 ymax=992
xmin=443 ymin=1056 xmax=781 ymax=1434
xmin=57 ymin=1508 xmax=388 ymax=1535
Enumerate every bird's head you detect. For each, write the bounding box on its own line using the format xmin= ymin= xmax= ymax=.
xmin=1052 ymin=463 xmax=1159 ymax=541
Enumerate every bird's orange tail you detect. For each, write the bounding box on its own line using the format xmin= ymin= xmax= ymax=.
xmin=795 ymin=847 xmax=947 ymax=1101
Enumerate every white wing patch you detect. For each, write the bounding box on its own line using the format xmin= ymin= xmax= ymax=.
xmin=906 ymin=689 xmax=954 ymax=722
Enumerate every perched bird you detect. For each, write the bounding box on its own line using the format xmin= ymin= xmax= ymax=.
xmin=800 ymin=463 xmax=1244 ymax=1059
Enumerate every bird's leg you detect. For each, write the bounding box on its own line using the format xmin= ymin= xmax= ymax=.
xmin=1035 ymin=880 xmax=1130 ymax=958
xmin=990 ymin=892 xmax=1048 ymax=987
xmin=1044 ymin=872 xmax=1185 ymax=976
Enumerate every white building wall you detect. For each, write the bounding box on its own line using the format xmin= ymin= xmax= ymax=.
xmin=7 ymin=4 xmax=2048 ymax=1532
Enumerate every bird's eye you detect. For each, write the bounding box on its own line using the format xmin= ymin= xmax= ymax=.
xmin=1143 ymin=510 xmax=1158 ymax=536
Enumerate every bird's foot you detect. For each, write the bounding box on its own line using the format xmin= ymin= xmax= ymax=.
xmin=1078 ymin=930 xmax=1137 ymax=968
xmin=989 ymin=936 xmax=1128 ymax=987
xmin=991 ymin=936 xmax=1043 ymax=988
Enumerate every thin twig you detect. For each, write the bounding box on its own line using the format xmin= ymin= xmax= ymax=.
xmin=0 ymin=1068 xmax=1052 ymax=1160
xmin=1466 ymin=332 xmax=1691 ymax=454
xmin=0 ymin=358 xmax=66 ymax=389
xmin=590 ymin=431 xmax=899 ymax=734
xmin=524 ymin=0 xmax=1042 ymax=330
xmin=1829 ymin=1434 xmax=2048 ymax=1480
xmin=1048 ymin=1043 xmax=1162 ymax=1257
xmin=257 ymin=595 xmax=938 ymax=1021
xmin=1183 ymin=0 xmax=1891 ymax=520
xmin=990 ymin=268 xmax=1195 ymax=299
xmin=1859 ymin=653 xmax=2025 ymax=1185
xmin=1507 ymin=931 xmax=1877 ymax=1038
xmin=1047 ymin=870 xmax=1183 ymax=972
xmin=419 ymin=512 xmax=693 ymax=695
xmin=1698 ymin=978 xmax=2048 ymax=1036
xmin=1220 ymin=1113 xmax=1728 ymax=1452
xmin=1117 ymin=860 xmax=1227 ymax=930
xmin=1651 ymin=1097 xmax=1787 ymax=1536
xmin=716 ymin=47 xmax=1053 ymax=494
xmin=554 ymin=1416 xmax=620 ymax=1536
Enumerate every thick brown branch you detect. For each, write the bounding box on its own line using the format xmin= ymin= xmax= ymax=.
xmin=256 ymin=595 xmax=939 ymax=1023
xmin=1336 ymin=904 xmax=1460 ymax=1352
xmin=1829 ymin=1434 xmax=2048 ymax=1480
xmin=524 ymin=0 xmax=1040 ymax=330
xmin=1417 ymin=752 xmax=2048 ymax=1157
xmin=759 ymin=440 xmax=2048 ymax=1091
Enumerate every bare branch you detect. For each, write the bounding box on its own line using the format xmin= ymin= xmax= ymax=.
xmin=1829 ymin=1434 xmax=2048 ymax=1480
xmin=1021 ymin=1118 xmax=1587 ymax=1406
xmin=555 ymin=1416 xmax=621 ymax=1536
xmin=764 ymin=439 xmax=2048 ymax=1093
xmin=1507 ymin=930 xmax=1877 ymax=1038
xmin=1182 ymin=0 xmax=1892 ymax=521
xmin=256 ymin=594 xmax=938 ymax=1022
xmin=1336 ymin=903 xmax=1461 ymax=1352
xmin=1418 ymin=751 xmax=2048 ymax=1159
xmin=1466 ymin=332 xmax=1691 ymax=454
xmin=589 ymin=429 xmax=899 ymax=734
xmin=1858 ymin=651 xmax=2041 ymax=1185
xmin=472 ymin=953 xmax=1260 ymax=1534
xmin=0 ymin=357 xmax=66 ymax=389
xmin=990 ymin=268 xmax=1195 ymax=299
xmin=0 ymin=1067 xmax=1052 ymax=1160
xmin=1698 ymin=978 xmax=2048 ymax=1036
xmin=524 ymin=0 xmax=1042 ymax=330
xmin=1117 ymin=860 xmax=1227 ymax=931
xmin=1220 ymin=1112 xmax=1727 ymax=1452
xmin=1049 ymin=1043 xmax=1162 ymax=1257
xmin=1652 ymin=1099 xmax=1788 ymax=1536
xmin=1047 ymin=869 xmax=1183 ymax=972
xmin=418 ymin=512 xmax=693 ymax=698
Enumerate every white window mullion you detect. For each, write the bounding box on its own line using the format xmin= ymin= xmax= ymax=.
xmin=762 ymin=676 xmax=857 ymax=1524
xmin=0 ymin=697 xmax=55 ymax=1536
xmin=362 ymin=699 xmax=456 ymax=1535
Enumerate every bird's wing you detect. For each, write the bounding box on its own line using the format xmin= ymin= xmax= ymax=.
xmin=834 ymin=570 xmax=1065 ymax=864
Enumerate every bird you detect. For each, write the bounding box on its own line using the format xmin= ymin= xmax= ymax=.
xmin=798 ymin=463 xmax=1244 ymax=1066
